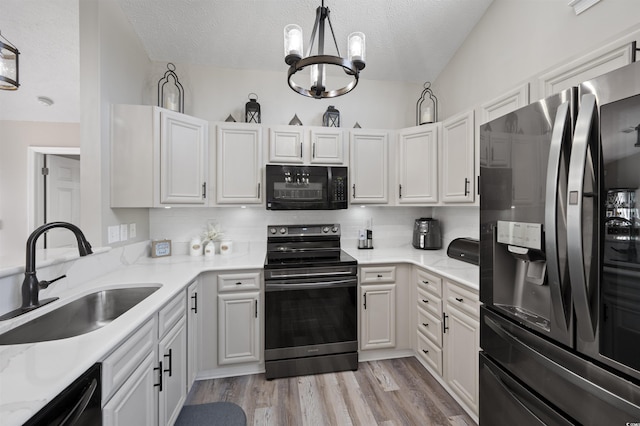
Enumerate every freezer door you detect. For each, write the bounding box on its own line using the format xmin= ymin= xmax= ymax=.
xmin=481 ymin=306 xmax=640 ymax=425
xmin=480 ymin=353 xmax=574 ymax=426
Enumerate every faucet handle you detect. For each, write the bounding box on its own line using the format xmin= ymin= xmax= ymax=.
xmin=39 ymin=274 xmax=67 ymax=289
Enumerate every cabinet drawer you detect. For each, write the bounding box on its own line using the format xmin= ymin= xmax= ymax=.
xmin=417 ymin=330 xmax=442 ymax=376
xmin=102 ymin=318 xmax=156 ymax=403
xmin=158 ymin=293 xmax=186 ymax=338
xmin=416 ymin=268 xmax=442 ymax=297
xmin=446 ymin=282 xmax=479 ymax=319
xmin=417 ymin=286 xmax=442 ymax=318
xmin=360 ymin=266 xmax=396 ymax=284
xmin=417 ymin=307 xmax=442 ymax=347
xmin=217 ymin=272 xmax=261 ymax=292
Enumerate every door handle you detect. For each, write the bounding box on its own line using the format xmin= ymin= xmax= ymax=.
xmin=191 ymin=292 xmax=198 ymax=313
xmin=163 ymin=349 xmax=172 ymax=377
xmin=202 ymin=182 xmax=207 ymax=199
xmin=544 ymin=100 xmax=572 ymax=334
xmin=464 ymin=178 xmax=470 ymax=196
xmin=154 ymin=361 xmax=163 ymax=392
xmin=352 ymin=184 xmax=356 ymax=198
xmin=442 ymin=312 xmax=449 ymax=333
xmin=567 ymin=94 xmax=599 ymax=342
xmin=363 ymin=292 xmax=367 ymax=309
xmin=399 ymin=184 xmax=402 ymax=198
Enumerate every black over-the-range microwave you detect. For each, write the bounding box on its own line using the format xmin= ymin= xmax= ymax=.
xmin=265 ymin=164 xmax=348 ymax=210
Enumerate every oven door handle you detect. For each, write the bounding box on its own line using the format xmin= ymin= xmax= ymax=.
xmin=266 ymin=270 xmax=355 ymax=279
xmin=266 ymin=279 xmax=356 ymax=291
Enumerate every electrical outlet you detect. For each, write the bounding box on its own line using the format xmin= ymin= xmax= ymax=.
xmin=120 ymin=224 xmax=128 ymax=241
xmin=129 ymin=223 xmax=137 ymax=239
xmin=107 ymin=225 xmax=120 ymax=244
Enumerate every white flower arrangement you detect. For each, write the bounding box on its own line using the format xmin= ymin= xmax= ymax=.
xmin=202 ymin=222 xmax=224 ymax=242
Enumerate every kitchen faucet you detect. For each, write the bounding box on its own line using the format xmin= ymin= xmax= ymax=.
xmin=0 ymin=222 xmax=93 ymax=320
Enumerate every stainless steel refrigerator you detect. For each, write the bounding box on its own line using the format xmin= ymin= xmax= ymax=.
xmin=479 ymin=60 xmax=640 ymax=425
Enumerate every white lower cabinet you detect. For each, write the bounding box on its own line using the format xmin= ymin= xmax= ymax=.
xmin=216 ymin=271 xmax=262 ymax=366
xmin=186 ymin=279 xmax=200 ymax=390
xmin=443 ymin=280 xmax=479 ymax=416
xmin=361 ymin=283 xmax=396 ymax=350
xmin=102 ymin=292 xmax=189 ymax=426
xmin=413 ymin=266 xmax=479 ymax=419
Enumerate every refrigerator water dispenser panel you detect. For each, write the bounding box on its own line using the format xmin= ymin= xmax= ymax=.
xmin=497 ymin=221 xmax=543 ymax=250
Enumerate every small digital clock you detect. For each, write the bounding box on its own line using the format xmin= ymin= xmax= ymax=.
xmin=151 ymin=239 xmax=172 ymax=258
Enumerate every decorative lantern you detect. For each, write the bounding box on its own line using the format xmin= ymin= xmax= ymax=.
xmin=245 ymin=93 xmax=261 ymax=123
xmin=323 ymin=105 xmax=340 ymax=127
xmin=416 ymin=82 xmax=438 ymax=126
xmin=0 ymin=30 xmax=20 ymax=90
xmin=157 ymin=63 xmax=184 ymax=113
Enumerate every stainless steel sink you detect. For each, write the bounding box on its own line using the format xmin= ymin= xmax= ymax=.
xmin=0 ymin=286 xmax=160 ymax=345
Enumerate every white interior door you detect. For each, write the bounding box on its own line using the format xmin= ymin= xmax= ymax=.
xmin=45 ymin=154 xmax=80 ymax=248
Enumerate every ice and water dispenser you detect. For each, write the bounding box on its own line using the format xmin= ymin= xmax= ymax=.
xmin=492 ymin=220 xmax=552 ymax=332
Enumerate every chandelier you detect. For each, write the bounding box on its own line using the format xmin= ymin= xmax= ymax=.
xmin=284 ymin=1 xmax=365 ymax=99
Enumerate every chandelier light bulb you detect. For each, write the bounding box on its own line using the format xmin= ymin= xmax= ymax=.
xmin=284 ymin=24 xmax=303 ymax=65
xmin=348 ymin=32 xmax=366 ymax=67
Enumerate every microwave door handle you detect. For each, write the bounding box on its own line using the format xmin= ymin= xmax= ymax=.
xmin=567 ymin=93 xmax=599 ymax=343
xmin=544 ymin=100 xmax=572 ymax=334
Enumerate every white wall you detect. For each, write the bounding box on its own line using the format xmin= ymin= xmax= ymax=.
xmin=149 ymin=63 xmax=422 ymax=130
xmin=79 ymin=0 xmax=153 ymax=246
xmin=0 ymin=121 xmax=80 ymax=257
xmin=433 ymin=0 xmax=640 ymax=118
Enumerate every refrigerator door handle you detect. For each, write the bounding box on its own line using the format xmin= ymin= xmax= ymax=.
xmin=567 ymin=93 xmax=599 ymax=343
xmin=544 ymin=100 xmax=572 ymax=334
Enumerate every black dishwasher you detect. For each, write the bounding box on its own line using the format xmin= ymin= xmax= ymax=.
xmin=24 ymin=363 xmax=102 ymax=426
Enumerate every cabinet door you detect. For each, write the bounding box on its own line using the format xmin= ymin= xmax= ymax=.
xmin=269 ymin=127 xmax=305 ymax=163
xmin=158 ymin=317 xmax=188 ymax=426
xmin=360 ymin=284 xmax=396 ymax=350
xmin=187 ymin=280 xmax=200 ymax=390
xmin=216 ymin=124 xmax=263 ymax=204
xmin=103 ymin=352 xmax=157 ymax=426
xmin=218 ymin=291 xmax=260 ymax=365
xmin=310 ymin=128 xmax=344 ymax=164
xmin=350 ymin=130 xmax=389 ymax=204
xmin=442 ymin=111 xmax=475 ymax=203
xmin=444 ymin=305 xmax=479 ymax=415
xmin=397 ymin=125 xmax=438 ymax=204
xmin=160 ymin=109 xmax=208 ymax=205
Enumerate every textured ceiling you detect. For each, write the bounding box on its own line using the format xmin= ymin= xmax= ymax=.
xmin=0 ymin=0 xmax=493 ymax=123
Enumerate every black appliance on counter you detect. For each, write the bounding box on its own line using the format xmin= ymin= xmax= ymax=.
xmin=479 ymin=60 xmax=640 ymax=424
xmin=412 ymin=217 xmax=442 ymax=249
xmin=265 ymin=165 xmax=348 ymax=210
xmin=264 ymin=224 xmax=358 ymax=380
xmin=447 ymin=238 xmax=479 ymax=265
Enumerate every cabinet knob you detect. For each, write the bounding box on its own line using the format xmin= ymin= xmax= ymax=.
xmin=422 ymin=280 xmax=429 ymax=284
xmin=455 ymin=297 xmax=464 ymax=302
xmin=422 ymin=299 xmax=429 ymax=303
xmin=377 ymin=274 xmax=383 ymax=278
xmin=236 ymin=282 xmax=242 ymax=285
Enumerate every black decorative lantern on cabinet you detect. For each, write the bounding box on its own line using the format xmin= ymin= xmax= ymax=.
xmin=157 ymin=63 xmax=184 ymax=113
xmin=245 ymin=93 xmax=261 ymax=123
xmin=323 ymin=105 xmax=340 ymax=127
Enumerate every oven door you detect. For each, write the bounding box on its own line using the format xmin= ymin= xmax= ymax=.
xmin=264 ymin=275 xmax=357 ymax=361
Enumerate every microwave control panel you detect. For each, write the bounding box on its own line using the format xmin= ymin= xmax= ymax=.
xmin=333 ymin=176 xmax=347 ymax=201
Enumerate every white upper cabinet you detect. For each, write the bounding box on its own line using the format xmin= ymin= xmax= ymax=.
xmin=216 ymin=123 xmax=263 ymax=204
xmin=310 ymin=128 xmax=344 ymax=164
xmin=397 ymin=124 xmax=439 ymax=204
xmin=160 ymin=110 xmax=208 ymax=205
xmin=441 ymin=110 xmax=475 ymax=203
xmin=111 ymin=105 xmax=208 ymax=208
xmin=350 ymin=129 xmax=389 ymax=204
xmin=269 ymin=126 xmax=345 ymax=165
xmin=269 ymin=126 xmax=305 ymax=164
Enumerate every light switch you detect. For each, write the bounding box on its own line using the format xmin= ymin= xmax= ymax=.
xmin=129 ymin=223 xmax=137 ymax=239
xmin=120 ymin=224 xmax=128 ymax=241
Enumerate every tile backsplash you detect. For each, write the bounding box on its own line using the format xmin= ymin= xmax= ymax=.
xmin=149 ymin=206 xmax=479 ymax=253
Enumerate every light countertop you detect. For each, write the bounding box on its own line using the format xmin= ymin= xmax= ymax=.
xmin=0 ymin=243 xmax=477 ymax=425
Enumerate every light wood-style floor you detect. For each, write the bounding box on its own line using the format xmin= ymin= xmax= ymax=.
xmin=185 ymin=357 xmax=476 ymax=426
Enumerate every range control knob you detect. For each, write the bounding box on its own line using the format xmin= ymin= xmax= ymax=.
xmin=279 ymin=227 xmax=287 ymax=234
xmin=332 ymin=226 xmax=339 ymax=233
xmin=322 ymin=226 xmax=330 ymax=233
xmin=269 ymin=228 xmax=277 ymax=234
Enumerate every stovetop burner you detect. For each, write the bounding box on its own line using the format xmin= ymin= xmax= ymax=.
xmin=264 ymin=223 xmax=356 ymax=269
